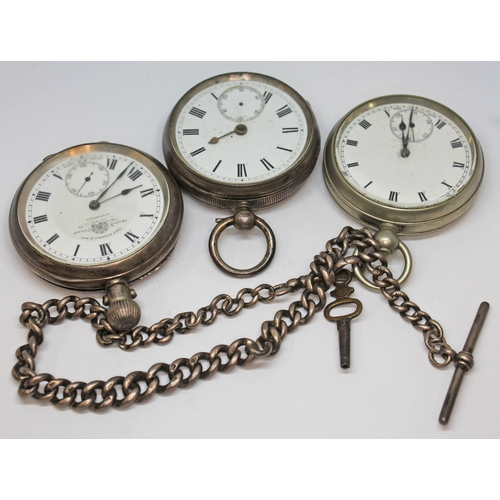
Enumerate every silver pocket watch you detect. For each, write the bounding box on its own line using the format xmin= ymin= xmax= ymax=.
xmin=323 ymin=94 xmax=484 ymax=287
xmin=323 ymin=94 xmax=488 ymax=423
xmin=163 ymin=71 xmax=321 ymax=276
xmin=9 ymin=142 xmax=183 ymax=331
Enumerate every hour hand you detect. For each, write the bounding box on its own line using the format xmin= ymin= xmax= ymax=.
xmin=89 ymin=185 xmax=142 ymax=210
xmin=208 ymin=124 xmax=247 ymax=144
xmin=399 ymin=116 xmax=407 ymax=146
xmin=98 ymin=185 xmax=143 ymax=204
xmin=399 ymin=116 xmax=410 ymax=157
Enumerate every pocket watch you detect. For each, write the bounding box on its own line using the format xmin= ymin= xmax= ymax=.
xmin=11 ymin=123 xmax=489 ymax=424
xmin=9 ymin=142 xmax=183 ymax=330
xmin=323 ymin=94 xmax=485 ymax=287
xmin=163 ymin=71 xmax=320 ymax=276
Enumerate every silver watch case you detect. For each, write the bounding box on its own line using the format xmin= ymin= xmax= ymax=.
xmin=9 ymin=142 xmax=183 ymax=290
xmin=323 ymin=94 xmax=485 ymax=234
xmin=163 ymin=72 xmax=321 ymax=210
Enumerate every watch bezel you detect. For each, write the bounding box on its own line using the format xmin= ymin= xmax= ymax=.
xmin=163 ymin=71 xmax=321 ymax=210
xmin=323 ymin=94 xmax=485 ymax=234
xmin=9 ymin=142 xmax=183 ymax=290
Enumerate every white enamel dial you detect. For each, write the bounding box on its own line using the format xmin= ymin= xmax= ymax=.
xmin=336 ymin=101 xmax=473 ymax=208
xmin=24 ymin=149 xmax=167 ymax=265
xmin=324 ymin=95 xmax=484 ymax=234
xmin=173 ymin=77 xmax=309 ymax=185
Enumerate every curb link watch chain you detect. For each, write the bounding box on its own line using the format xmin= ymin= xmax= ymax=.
xmin=13 ymin=226 xmax=467 ymax=417
xmin=10 ymin=93 xmax=489 ymax=424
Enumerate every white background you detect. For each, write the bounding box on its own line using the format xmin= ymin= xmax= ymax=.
xmin=1 ymin=61 xmax=498 ymax=441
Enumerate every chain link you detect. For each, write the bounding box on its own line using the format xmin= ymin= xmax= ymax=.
xmin=12 ymin=226 xmax=456 ymax=410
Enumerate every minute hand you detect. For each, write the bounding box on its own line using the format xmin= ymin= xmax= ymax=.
xmin=406 ymin=106 xmax=415 ymax=146
xmin=95 ymin=165 xmax=129 ymax=202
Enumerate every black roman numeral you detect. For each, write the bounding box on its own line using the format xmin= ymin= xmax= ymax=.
xmin=442 ymin=180 xmax=453 ymax=189
xmin=384 ymin=110 xmax=391 ymax=118
xmin=277 ymin=146 xmax=293 ymax=152
xmin=237 ymin=164 xmax=247 ymax=177
xmin=190 ymin=147 xmax=206 ymax=157
xmin=282 ymin=127 xmax=298 ymax=133
xmin=260 ymin=158 xmax=274 ymax=171
xmin=100 ymin=243 xmax=113 ymax=256
xmin=435 ymin=119 xmax=446 ymax=129
xmin=140 ymin=188 xmax=155 ymax=197
xmin=213 ymin=160 xmax=222 ymax=172
xmin=73 ymin=244 xmax=80 ymax=257
xmin=189 ymin=107 xmax=207 ymax=119
xmin=364 ymin=181 xmax=373 ymax=189
xmin=453 ymin=161 xmax=465 ymax=168
xmin=140 ymin=213 xmax=154 ymax=218
xmin=107 ymin=158 xmax=118 ymax=170
xmin=35 ymin=191 xmax=51 ymax=202
xmin=346 ymin=140 xmax=358 ymax=146
xmin=276 ymin=105 xmax=292 ymax=118
xmin=183 ymin=129 xmax=199 ymax=135
xmin=418 ymin=192 xmax=427 ymax=202
xmin=46 ymin=233 xmax=59 ymax=245
xmin=450 ymin=138 xmax=463 ymax=149
xmin=33 ymin=214 xmax=48 ymax=224
xmin=263 ymin=91 xmax=273 ymax=104
xmin=359 ymin=119 xmax=372 ymax=130
xmin=347 ymin=162 xmax=359 ymax=168
xmin=128 ymin=167 xmax=143 ymax=181
xmin=124 ymin=231 xmax=140 ymax=242
xmin=389 ymin=191 xmax=399 ymax=202
xmin=211 ymin=93 xmax=218 ymax=100
xmin=53 ymin=172 xmax=63 ymax=180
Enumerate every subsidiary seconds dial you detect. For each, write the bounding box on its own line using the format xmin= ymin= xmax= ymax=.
xmin=65 ymin=161 xmax=110 ymax=197
xmin=217 ymin=85 xmax=265 ymax=122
